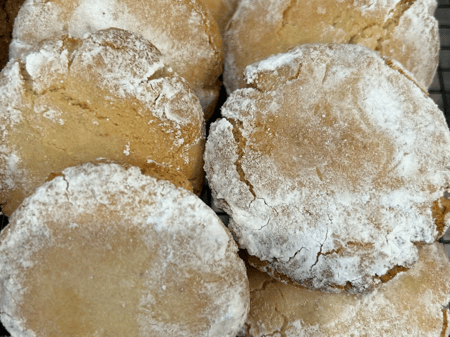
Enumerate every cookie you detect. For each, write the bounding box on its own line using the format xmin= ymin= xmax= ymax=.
xmin=224 ymin=0 xmax=439 ymax=92
xmin=11 ymin=0 xmax=224 ymax=117
xmin=239 ymin=243 xmax=450 ymax=337
xmin=205 ymin=44 xmax=450 ymax=292
xmin=0 ymin=28 xmax=205 ymax=216
xmin=0 ymin=162 xmax=250 ymax=337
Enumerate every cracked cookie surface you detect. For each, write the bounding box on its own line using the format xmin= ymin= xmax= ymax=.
xmin=0 ymin=162 xmax=250 ymax=337
xmin=224 ymin=0 xmax=438 ymax=92
xmin=204 ymin=44 xmax=450 ymax=293
xmin=238 ymin=243 xmax=450 ymax=337
xmin=0 ymin=28 xmax=205 ymax=216
xmin=10 ymin=0 xmax=224 ymax=117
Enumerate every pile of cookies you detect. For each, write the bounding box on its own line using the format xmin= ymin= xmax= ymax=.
xmin=1 ymin=0 xmax=450 ymax=336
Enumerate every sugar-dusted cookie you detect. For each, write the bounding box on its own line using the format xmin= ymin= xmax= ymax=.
xmin=0 ymin=28 xmax=204 ymax=216
xmin=11 ymin=0 xmax=223 ymax=116
xmin=224 ymin=0 xmax=439 ymax=92
xmin=205 ymin=44 xmax=450 ymax=293
xmin=239 ymin=243 xmax=450 ymax=337
xmin=0 ymin=163 xmax=249 ymax=337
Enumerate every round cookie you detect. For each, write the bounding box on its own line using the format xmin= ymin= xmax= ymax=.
xmin=204 ymin=44 xmax=450 ymax=293
xmin=239 ymin=243 xmax=450 ymax=337
xmin=10 ymin=0 xmax=224 ymax=116
xmin=0 ymin=162 xmax=250 ymax=337
xmin=198 ymin=0 xmax=239 ymax=34
xmin=224 ymin=0 xmax=439 ymax=93
xmin=0 ymin=28 xmax=205 ymax=216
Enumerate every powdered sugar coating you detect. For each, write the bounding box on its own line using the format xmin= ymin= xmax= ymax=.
xmin=0 ymin=63 xmax=30 ymax=195
xmin=69 ymin=29 xmax=201 ymax=127
xmin=378 ymin=0 xmax=439 ymax=90
xmin=0 ymin=163 xmax=249 ymax=336
xmin=239 ymin=243 xmax=450 ymax=337
xmin=205 ymin=44 xmax=450 ymax=293
xmin=11 ymin=0 xmax=224 ymax=113
xmin=0 ymin=28 xmax=205 ymax=216
xmin=224 ymin=0 xmax=438 ymax=93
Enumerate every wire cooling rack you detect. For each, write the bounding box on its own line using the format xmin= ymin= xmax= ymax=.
xmin=432 ymin=3 xmax=450 ymax=267
xmin=1 ymin=3 xmax=450 ymax=337
xmin=430 ymin=2 xmax=450 ymax=121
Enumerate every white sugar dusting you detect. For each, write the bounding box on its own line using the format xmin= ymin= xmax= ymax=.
xmin=34 ymin=98 xmax=65 ymax=125
xmin=23 ymin=42 xmax=70 ymax=94
xmin=69 ymin=30 xmax=203 ymax=127
xmin=9 ymin=0 xmax=65 ymax=59
xmin=0 ymin=148 xmax=29 ymax=194
xmin=382 ymin=0 xmax=439 ymax=88
xmin=123 ymin=143 xmax=130 ymax=156
xmin=355 ymin=0 xmax=400 ymax=13
xmin=0 ymin=62 xmax=26 ymax=126
xmin=0 ymin=62 xmax=30 ymax=195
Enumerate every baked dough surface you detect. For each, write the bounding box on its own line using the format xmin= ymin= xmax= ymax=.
xmin=224 ymin=0 xmax=439 ymax=92
xmin=205 ymin=44 xmax=450 ymax=292
xmin=239 ymin=243 xmax=450 ymax=337
xmin=11 ymin=0 xmax=224 ymax=116
xmin=198 ymin=0 xmax=239 ymax=34
xmin=0 ymin=163 xmax=250 ymax=337
xmin=0 ymin=28 xmax=205 ymax=216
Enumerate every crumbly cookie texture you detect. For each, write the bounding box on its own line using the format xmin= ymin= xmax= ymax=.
xmin=205 ymin=44 xmax=450 ymax=293
xmin=0 ymin=28 xmax=205 ymax=216
xmin=0 ymin=162 xmax=250 ymax=337
xmin=224 ymin=0 xmax=438 ymax=93
xmin=238 ymin=243 xmax=450 ymax=337
xmin=11 ymin=0 xmax=224 ymax=116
